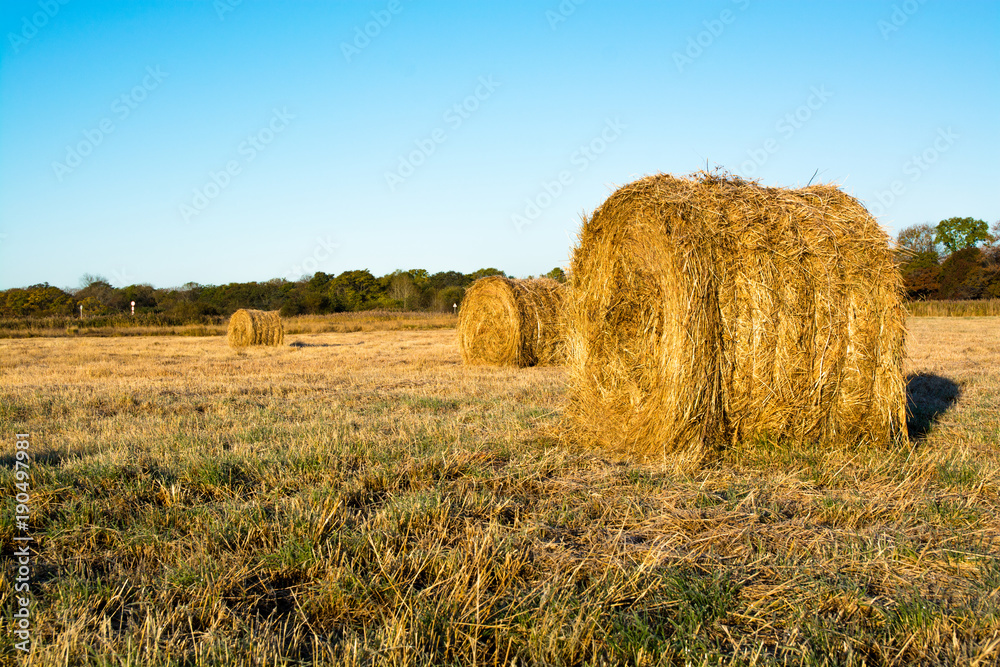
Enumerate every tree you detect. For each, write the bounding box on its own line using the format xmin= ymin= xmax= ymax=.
xmin=76 ymin=277 xmax=120 ymax=311
xmin=388 ymin=272 xmax=419 ymax=310
xmin=434 ymin=286 xmax=465 ymax=312
xmin=468 ymin=268 xmax=505 ymax=282
xmin=308 ymin=272 xmax=333 ymax=291
xmin=935 ymin=217 xmax=990 ymax=254
xmin=984 ymin=222 xmax=1000 ymax=268
xmin=78 ymin=296 xmax=111 ymax=317
xmin=79 ymin=273 xmax=109 ymax=290
xmin=425 ymin=271 xmax=470 ymax=290
xmin=407 ymin=269 xmax=429 ymax=288
xmin=329 ymin=270 xmax=381 ymax=311
xmin=544 ymin=267 xmax=567 ymax=283
xmin=903 ymin=266 xmax=941 ymax=300
xmin=936 ymin=247 xmax=985 ymax=300
xmin=120 ymin=284 xmax=157 ymax=311
xmin=0 ymin=284 xmax=75 ymax=317
xmin=896 ymin=224 xmax=937 ymax=255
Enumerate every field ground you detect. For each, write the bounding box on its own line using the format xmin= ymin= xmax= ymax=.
xmin=0 ymin=317 xmax=998 ymax=665
xmin=0 ymin=311 xmax=458 ymax=340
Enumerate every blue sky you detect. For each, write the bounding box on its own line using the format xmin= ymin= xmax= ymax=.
xmin=1 ymin=0 xmax=997 ymax=290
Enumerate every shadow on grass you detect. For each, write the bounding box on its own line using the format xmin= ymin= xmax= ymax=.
xmin=0 ymin=446 xmax=95 ymax=469
xmin=287 ymin=340 xmax=364 ymax=348
xmin=906 ymin=372 xmax=960 ymax=441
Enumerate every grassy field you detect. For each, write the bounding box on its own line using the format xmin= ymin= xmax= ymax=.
xmin=1 ymin=317 xmax=998 ymax=665
xmin=0 ymin=312 xmax=457 ymax=340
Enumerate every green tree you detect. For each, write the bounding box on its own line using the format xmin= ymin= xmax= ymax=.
xmin=435 ymin=286 xmax=465 ymax=313
xmin=468 ymin=268 xmax=505 ymax=282
xmin=0 ymin=284 xmax=75 ymax=317
xmin=329 ymin=270 xmax=381 ymax=311
xmin=935 ymin=217 xmax=990 ymax=254
xmin=120 ymin=284 xmax=157 ymax=311
xmin=76 ymin=276 xmax=121 ymax=311
xmin=388 ymin=271 xmax=419 ymax=310
xmin=544 ymin=267 xmax=567 ymax=283
xmin=425 ymin=271 xmax=470 ymax=290
xmin=407 ymin=269 xmax=429 ymax=288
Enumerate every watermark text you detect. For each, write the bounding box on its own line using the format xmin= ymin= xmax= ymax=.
xmin=179 ymin=107 xmax=295 ymax=222
xmin=12 ymin=433 xmax=33 ymax=653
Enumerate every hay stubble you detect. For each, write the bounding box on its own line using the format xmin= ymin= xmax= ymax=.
xmin=0 ymin=321 xmax=997 ymax=665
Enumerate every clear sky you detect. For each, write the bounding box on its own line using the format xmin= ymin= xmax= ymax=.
xmin=1 ymin=0 xmax=997 ymax=290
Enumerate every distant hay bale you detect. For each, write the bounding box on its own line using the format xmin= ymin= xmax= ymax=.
xmin=458 ymin=276 xmax=565 ymax=367
xmin=564 ymin=172 xmax=908 ymax=464
xmin=227 ymin=309 xmax=284 ymax=348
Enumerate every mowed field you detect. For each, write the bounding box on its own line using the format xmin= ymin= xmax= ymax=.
xmin=1 ymin=317 xmax=998 ymax=666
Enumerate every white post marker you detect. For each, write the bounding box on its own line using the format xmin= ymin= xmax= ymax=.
xmin=79 ymin=304 xmax=83 ymax=318
xmin=453 ymin=303 xmax=457 ymax=314
xmin=131 ymin=300 xmax=135 ymax=316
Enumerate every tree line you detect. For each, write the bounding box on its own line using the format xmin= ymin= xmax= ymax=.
xmin=895 ymin=217 xmax=1000 ymax=300
xmin=3 ymin=214 xmax=996 ymax=321
xmin=0 ymin=267 xmax=567 ymax=320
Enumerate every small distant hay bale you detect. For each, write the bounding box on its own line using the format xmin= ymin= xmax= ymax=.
xmin=564 ymin=172 xmax=908 ymax=464
xmin=458 ymin=276 xmax=565 ymax=367
xmin=227 ymin=309 xmax=284 ymax=348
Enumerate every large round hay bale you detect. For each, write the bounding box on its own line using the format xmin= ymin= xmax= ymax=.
xmin=458 ymin=276 xmax=565 ymax=367
xmin=227 ymin=309 xmax=284 ymax=348
xmin=564 ymin=172 xmax=907 ymax=463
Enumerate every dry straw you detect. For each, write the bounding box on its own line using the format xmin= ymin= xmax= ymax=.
xmin=564 ymin=171 xmax=908 ymax=464
xmin=227 ymin=309 xmax=285 ymax=348
xmin=458 ymin=276 xmax=565 ymax=367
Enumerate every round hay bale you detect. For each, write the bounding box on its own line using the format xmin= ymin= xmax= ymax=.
xmin=564 ymin=172 xmax=908 ymax=463
xmin=458 ymin=276 xmax=565 ymax=367
xmin=227 ymin=309 xmax=285 ymax=348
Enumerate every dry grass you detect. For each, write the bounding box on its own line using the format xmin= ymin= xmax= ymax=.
xmin=0 ymin=318 xmax=998 ymax=665
xmin=907 ymin=300 xmax=1000 ymax=317
xmin=565 ymin=172 xmax=907 ymax=466
xmin=284 ymin=311 xmax=457 ymax=335
xmin=457 ymin=277 xmax=564 ymax=367
xmin=0 ymin=312 xmax=457 ymax=340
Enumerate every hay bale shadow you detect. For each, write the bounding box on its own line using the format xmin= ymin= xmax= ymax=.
xmin=906 ymin=372 xmax=960 ymax=440
xmin=288 ymin=341 xmax=364 ymax=348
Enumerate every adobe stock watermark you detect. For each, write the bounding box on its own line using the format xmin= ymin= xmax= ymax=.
xmin=867 ymin=127 xmax=958 ymax=218
xmin=214 ymin=0 xmax=243 ymax=21
xmin=12 ymin=433 xmax=33 ymax=653
xmin=284 ymin=236 xmax=340 ymax=282
xmin=341 ymin=0 xmax=405 ymax=63
xmin=51 ymin=66 xmax=168 ymax=182
xmin=7 ymin=0 xmax=70 ymax=54
xmin=546 ymin=0 xmax=585 ymax=30
xmin=878 ymin=0 xmax=930 ymax=40
xmin=179 ymin=107 xmax=295 ymax=223
xmin=737 ymin=85 xmax=833 ymax=177
xmin=110 ymin=267 xmax=133 ymax=287
xmin=512 ymin=117 xmax=626 ymax=233
xmin=384 ymin=75 xmax=501 ymax=192
xmin=673 ymin=0 xmax=751 ymax=73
